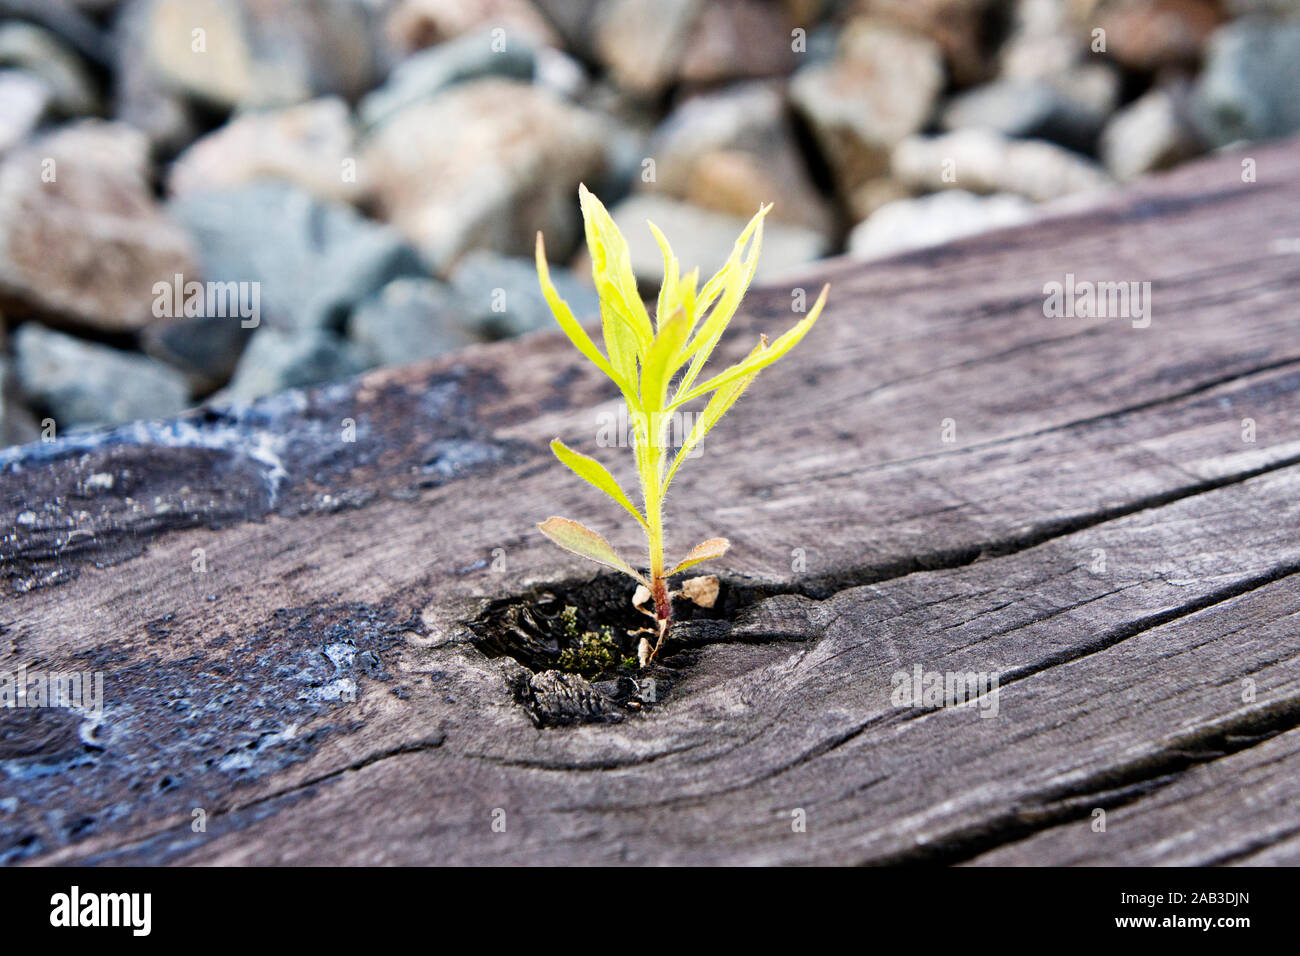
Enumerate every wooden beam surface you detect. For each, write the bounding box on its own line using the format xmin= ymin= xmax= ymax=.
xmin=3 ymin=137 xmax=1300 ymax=865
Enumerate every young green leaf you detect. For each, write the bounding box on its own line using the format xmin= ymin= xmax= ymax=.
xmin=695 ymin=204 xmax=769 ymax=320
xmin=599 ymin=299 xmax=643 ymax=391
xmin=675 ymin=204 xmax=770 ymax=397
xmin=663 ymin=336 xmax=767 ymax=491
xmin=549 ymin=439 xmax=646 ymax=528
xmin=579 ymin=183 xmax=653 ymax=349
xmin=535 ymin=233 xmax=616 ymax=383
xmin=648 ymin=220 xmax=679 ymax=330
xmin=537 ymin=516 xmax=648 ymax=586
xmin=677 ymin=267 xmax=700 ymax=336
xmin=668 ymin=538 xmax=730 ymax=576
xmin=672 ymin=283 xmax=829 ymax=408
xmin=640 ymin=305 xmax=691 ymax=410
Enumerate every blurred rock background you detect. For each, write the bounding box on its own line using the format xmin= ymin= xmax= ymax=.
xmin=0 ymin=0 xmax=1297 ymax=443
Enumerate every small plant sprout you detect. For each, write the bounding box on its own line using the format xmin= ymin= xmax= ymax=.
xmin=535 ymin=184 xmax=829 ymax=665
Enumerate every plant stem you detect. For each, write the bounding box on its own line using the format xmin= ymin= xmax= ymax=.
xmin=649 ymin=574 xmax=671 ymax=662
xmin=644 ymin=411 xmax=671 ymax=663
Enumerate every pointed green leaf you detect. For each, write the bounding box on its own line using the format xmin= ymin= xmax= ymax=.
xmin=672 ymin=283 xmax=829 ymax=408
xmin=579 ymin=183 xmax=653 ymax=351
xmin=678 ymin=266 xmax=700 ymax=339
xmin=675 ymin=204 xmax=770 ymax=398
xmin=550 ymin=439 xmax=646 ymax=528
xmin=537 ymin=516 xmax=648 ymax=585
xmin=536 ymin=233 xmax=619 ymax=383
xmin=648 ymin=220 xmax=679 ymax=331
xmin=663 ymin=337 xmax=766 ymax=490
xmin=695 ymin=204 xmax=769 ymax=320
xmin=600 ymin=299 xmax=642 ymax=390
xmin=668 ymin=537 xmax=730 ymax=576
xmin=640 ymin=305 xmax=691 ymax=411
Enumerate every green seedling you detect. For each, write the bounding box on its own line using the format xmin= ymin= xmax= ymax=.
xmin=554 ymin=606 xmax=622 ymax=678
xmin=535 ymin=185 xmax=829 ymax=665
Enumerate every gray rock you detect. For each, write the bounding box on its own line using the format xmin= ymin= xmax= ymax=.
xmin=646 ymin=82 xmax=834 ymax=234
xmin=595 ymin=117 xmax=652 ymax=200
xmin=892 ymin=129 xmax=1112 ymax=203
xmin=592 ymin=0 xmax=792 ymax=94
xmin=803 ymin=23 xmax=839 ymax=64
xmin=0 ymin=71 xmax=50 ymax=156
xmin=359 ymin=30 xmax=535 ymax=129
xmin=141 ymin=315 xmax=254 ymax=394
xmin=790 ymin=20 xmax=944 ymax=197
xmin=138 ymin=0 xmax=376 ymax=109
xmin=592 ymin=0 xmax=700 ymax=96
xmin=168 ymin=97 xmax=367 ymax=204
xmin=999 ymin=0 xmax=1084 ymax=80
xmin=449 ymin=252 xmax=598 ymax=339
xmin=1100 ymin=0 xmax=1223 ymax=73
xmin=941 ymin=67 xmax=1120 ymax=154
xmin=862 ymin=0 xmax=996 ymax=87
xmin=363 ymin=79 xmax=613 ymax=274
xmin=14 ymin=324 xmax=190 ymax=428
xmin=0 ymin=358 xmax=38 ymax=449
xmin=348 ymin=278 xmax=482 ymax=366
xmin=534 ymin=46 xmax=589 ymax=101
xmin=845 ymin=176 xmax=914 ymax=223
xmin=111 ymin=0 xmax=203 ymax=153
xmin=218 ymin=328 xmax=366 ymax=403
xmin=848 ymin=190 xmax=1035 ymax=261
xmin=0 ymin=21 xmax=99 ymax=116
xmin=0 ymin=121 xmax=199 ymax=333
xmin=532 ymin=0 xmax=603 ymax=56
xmin=0 ymin=0 xmax=110 ymax=69
xmin=1223 ymin=0 xmax=1300 ymax=13
xmin=674 ymin=0 xmax=795 ymax=87
xmin=1100 ymin=85 xmax=1205 ymax=182
xmin=169 ymin=182 xmax=426 ymax=335
xmin=381 ymin=0 xmax=562 ymax=56
xmin=1195 ymin=16 xmax=1300 ymax=146
xmin=607 ymin=194 xmax=828 ymax=286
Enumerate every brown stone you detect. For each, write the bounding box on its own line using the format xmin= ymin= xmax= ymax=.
xmin=363 ymin=79 xmax=611 ymax=273
xmin=1095 ymin=0 xmax=1225 ymax=71
xmin=0 ymin=121 xmax=198 ymax=333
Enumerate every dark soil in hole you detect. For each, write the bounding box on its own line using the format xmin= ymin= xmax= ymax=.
xmin=466 ymin=573 xmax=745 ymax=725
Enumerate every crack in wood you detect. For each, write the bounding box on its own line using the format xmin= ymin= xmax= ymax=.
xmin=896 ymin=694 xmax=1300 ymax=867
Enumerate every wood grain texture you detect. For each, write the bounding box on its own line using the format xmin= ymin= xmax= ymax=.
xmin=2 ymin=137 xmax=1300 ymax=866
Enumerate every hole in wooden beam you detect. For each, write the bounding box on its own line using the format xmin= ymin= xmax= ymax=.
xmin=463 ymin=574 xmax=746 ymax=727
